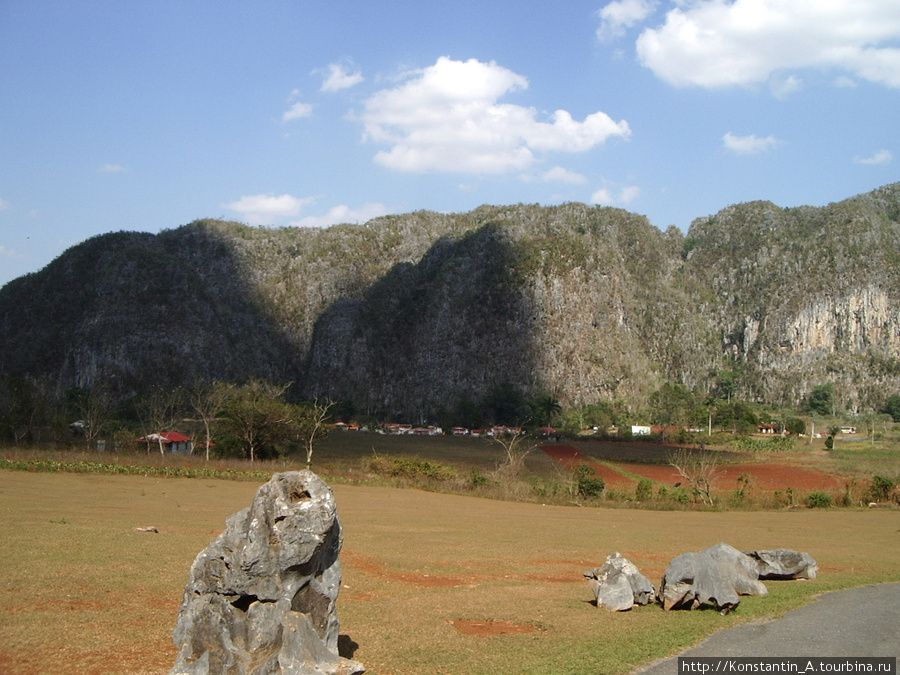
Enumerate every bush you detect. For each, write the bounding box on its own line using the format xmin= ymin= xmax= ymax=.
xmin=635 ymin=478 xmax=653 ymax=501
xmin=867 ymin=475 xmax=896 ymax=503
xmin=806 ymin=491 xmax=833 ymax=508
xmin=575 ymin=464 xmax=605 ymax=498
xmin=367 ymin=454 xmax=457 ymax=482
xmin=470 ymin=468 xmax=489 ymax=488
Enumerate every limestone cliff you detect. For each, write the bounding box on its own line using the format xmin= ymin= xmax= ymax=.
xmin=1 ymin=183 xmax=899 ymax=416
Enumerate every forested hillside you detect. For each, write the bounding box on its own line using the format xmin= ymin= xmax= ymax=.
xmin=2 ymin=183 xmax=899 ymax=421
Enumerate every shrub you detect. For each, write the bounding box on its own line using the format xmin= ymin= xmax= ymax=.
xmin=575 ymin=464 xmax=605 ymax=498
xmin=367 ymin=454 xmax=457 ymax=482
xmin=470 ymin=468 xmax=489 ymax=488
xmin=806 ymin=491 xmax=833 ymax=508
xmin=635 ymin=478 xmax=653 ymax=501
xmin=867 ymin=475 xmax=896 ymax=503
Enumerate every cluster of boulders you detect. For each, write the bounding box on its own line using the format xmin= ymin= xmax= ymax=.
xmin=170 ymin=471 xmax=365 ymax=675
xmin=585 ymin=544 xmax=817 ymax=613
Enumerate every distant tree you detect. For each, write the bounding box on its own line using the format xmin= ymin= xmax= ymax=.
xmin=219 ymin=380 xmax=294 ymax=463
xmin=881 ymin=395 xmax=900 ymax=422
xmin=0 ymin=376 xmax=53 ymax=445
xmin=712 ymin=369 xmax=738 ymax=402
xmin=784 ymin=416 xmax=806 ymax=436
xmin=136 ymin=384 xmax=184 ymax=455
xmin=187 ymin=380 xmax=234 ymax=460
xmin=532 ymin=394 xmax=561 ymax=427
xmin=649 ymin=382 xmax=703 ymax=427
xmin=714 ymin=400 xmax=758 ymax=434
xmin=806 ymin=384 xmax=834 ymax=416
xmin=67 ymin=383 xmax=116 ymax=449
xmin=482 ymin=382 xmax=533 ymax=426
xmin=295 ymin=398 xmax=334 ymax=468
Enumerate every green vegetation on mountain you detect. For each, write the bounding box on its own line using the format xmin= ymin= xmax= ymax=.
xmin=2 ymin=183 xmax=900 ymax=426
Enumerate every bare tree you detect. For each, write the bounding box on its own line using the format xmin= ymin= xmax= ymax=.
xmin=667 ymin=448 xmax=722 ymax=506
xmin=492 ymin=426 xmax=535 ymax=483
xmin=70 ymin=382 xmax=116 ymax=450
xmin=187 ymin=380 xmax=234 ymax=460
xmin=295 ymin=398 xmax=334 ymax=468
xmin=137 ymin=385 xmax=184 ymax=455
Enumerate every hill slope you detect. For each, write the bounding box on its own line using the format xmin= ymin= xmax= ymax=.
xmin=2 ymin=183 xmax=899 ymax=417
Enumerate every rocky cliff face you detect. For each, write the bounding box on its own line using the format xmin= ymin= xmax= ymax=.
xmin=2 ymin=184 xmax=899 ymax=416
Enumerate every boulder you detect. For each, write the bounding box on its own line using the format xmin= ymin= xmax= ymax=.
xmin=659 ymin=543 xmax=768 ymax=612
xmin=703 ymin=543 xmax=768 ymax=598
xmin=584 ymin=552 xmax=656 ymax=611
xmin=743 ymin=549 xmax=819 ymax=580
xmin=170 ymin=470 xmax=364 ymax=675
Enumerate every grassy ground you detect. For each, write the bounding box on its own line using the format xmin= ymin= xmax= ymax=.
xmin=1 ymin=469 xmax=898 ymax=674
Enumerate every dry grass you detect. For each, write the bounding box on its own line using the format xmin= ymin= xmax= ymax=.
xmin=1 ymin=470 xmax=899 ymax=674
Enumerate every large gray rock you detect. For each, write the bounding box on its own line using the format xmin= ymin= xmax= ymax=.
xmin=659 ymin=543 xmax=769 ymax=612
xmin=584 ymin=552 xmax=656 ymax=611
xmin=704 ymin=543 xmax=769 ymax=598
xmin=170 ymin=471 xmax=364 ymax=675
xmin=744 ymin=549 xmax=819 ymax=580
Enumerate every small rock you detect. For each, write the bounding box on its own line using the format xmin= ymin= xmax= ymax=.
xmin=584 ymin=552 xmax=656 ymax=611
xmin=743 ymin=549 xmax=818 ymax=580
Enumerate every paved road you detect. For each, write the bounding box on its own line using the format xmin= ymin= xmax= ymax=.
xmin=633 ymin=583 xmax=900 ymax=674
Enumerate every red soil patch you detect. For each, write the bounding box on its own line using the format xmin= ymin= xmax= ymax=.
xmin=342 ymin=550 xmax=470 ymax=587
xmin=449 ymin=619 xmax=536 ymax=636
xmin=543 ymin=445 xmax=846 ymax=493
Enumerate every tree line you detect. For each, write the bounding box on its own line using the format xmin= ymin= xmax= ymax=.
xmin=2 ymin=374 xmax=899 ymax=460
xmin=0 ymin=377 xmax=333 ymax=465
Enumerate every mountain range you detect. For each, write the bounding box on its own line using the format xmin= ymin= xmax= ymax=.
xmin=2 ymin=182 xmax=900 ymax=420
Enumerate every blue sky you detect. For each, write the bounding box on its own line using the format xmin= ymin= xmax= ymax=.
xmin=1 ymin=0 xmax=898 ymax=287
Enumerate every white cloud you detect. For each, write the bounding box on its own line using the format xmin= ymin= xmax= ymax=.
xmin=283 ymin=101 xmax=313 ymax=121
xmin=723 ymin=132 xmax=781 ymax=155
xmin=635 ymin=0 xmax=900 ymax=89
xmin=769 ymin=74 xmax=803 ymax=99
xmin=535 ymin=166 xmax=589 ymax=184
xmin=591 ymin=182 xmax=641 ymax=205
xmin=597 ymin=0 xmax=658 ymax=40
xmin=291 ymin=202 xmax=390 ymax=228
xmin=854 ymin=149 xmax=893 ymax=165
xmin=100 ymin=163 xmax=126 ymax=173
xmin=359 ymin=56 xmax=630 ymax=174
xmin=0 ymin=197 xmax=9 ymax=211
xmin=319 ymin=61 xmax=364 ymax=92
xmin=224 ymin=193 xmax=315 ymax=225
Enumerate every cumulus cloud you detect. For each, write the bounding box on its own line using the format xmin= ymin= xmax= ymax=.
xmin=723 ymin=132 xmax=781 ymax=155
xmin=319 ymin=61 xmax=364 ymax=92
xmin=224 ymin=193 xmax=315 ymax=225
xmin=291 ymin=202 xmax=390 ymax=228
xmin=283 ymin=101 xmax=313 ymax=121
xmin=635 ymin=0 xmax=900 ymax=89
xmin=591 ymin=182 xmax=641 ymax=205
xmin=854 ymin=149 xmax=893 ymax=165
xmin=597 ymin=0 xmax=658 ymax=40
xmin=539 ymin=166 xmax=589 ymax=184
xmin=359 ymin=56 xmax=630 ymax=173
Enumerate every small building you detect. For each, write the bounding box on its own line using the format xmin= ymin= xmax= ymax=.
xmin=631 ymin=425 xmax=651 ymax=436
xmin=137 ymin=431 xmax=194 ymax=455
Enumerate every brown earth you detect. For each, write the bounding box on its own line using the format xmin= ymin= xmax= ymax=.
xmin=540 ymin=444 xmax=847 ymax=493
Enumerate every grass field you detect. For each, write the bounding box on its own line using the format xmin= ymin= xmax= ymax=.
xmin=1 ymin=467 xmax=898 ymax=674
